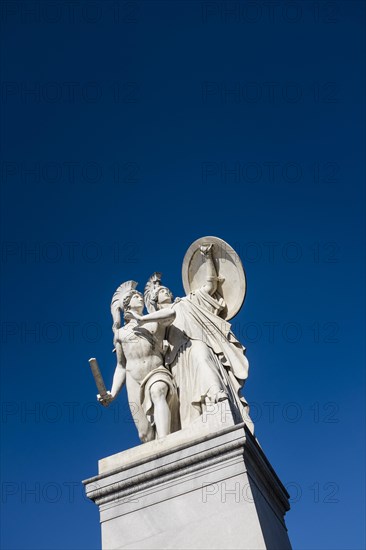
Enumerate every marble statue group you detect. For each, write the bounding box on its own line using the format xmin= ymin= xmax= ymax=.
xmin=89 ymin=237 xmax=253 ymax=443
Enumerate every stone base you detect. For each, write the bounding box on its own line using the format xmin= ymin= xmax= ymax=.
xmin=83 ymin=404 xmax=291 ymax=550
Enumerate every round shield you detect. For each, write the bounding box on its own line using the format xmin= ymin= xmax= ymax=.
xmin=182 ymin=236 xmax=246 ymax=320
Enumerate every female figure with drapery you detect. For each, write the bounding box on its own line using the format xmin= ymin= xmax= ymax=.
xmin=144 ymin=244 xmax=254 ymax=433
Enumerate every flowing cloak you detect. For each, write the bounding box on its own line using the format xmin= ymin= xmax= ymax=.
xmin=165 ymin=288 xmax=253 ymax=430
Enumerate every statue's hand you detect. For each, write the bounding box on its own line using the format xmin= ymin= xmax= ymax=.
xmin=98 ymin=391 xmax=113 ymax=407
xmin=125 ymin=310 xmax=143 ymax=322
xmin=199 ymin=243 xmax=213 ymax=256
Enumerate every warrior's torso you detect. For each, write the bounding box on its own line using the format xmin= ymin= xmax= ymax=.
xmin=117 ymin=321 xmax=166 ymax=382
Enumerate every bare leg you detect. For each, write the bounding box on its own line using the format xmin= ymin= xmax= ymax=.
xmin=126 ymin=376 xmax=154 ymax=442
xmin=150 ymin=381 xmax=171 ymax=438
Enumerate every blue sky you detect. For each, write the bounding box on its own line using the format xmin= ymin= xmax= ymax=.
xmin=0 ymin=1 xmax=365 ymax=549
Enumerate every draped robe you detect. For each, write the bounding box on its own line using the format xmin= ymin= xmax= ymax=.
xmin=165 ymin=288 xmax=253 ymax=431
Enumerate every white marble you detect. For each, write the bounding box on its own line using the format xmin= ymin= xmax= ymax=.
xmin=143 ymin=241 xmax=253 ymax=432
xmin=84 ymin=237 xmax=292 ymax=549
xmin=83 ymin=419 xmax=291 ymax=550
xmin=88 ymin=238 xmax=254 ymax=443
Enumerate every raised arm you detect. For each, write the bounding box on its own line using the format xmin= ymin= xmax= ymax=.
xmin=200 ymin=244 xmax=218 ymax=295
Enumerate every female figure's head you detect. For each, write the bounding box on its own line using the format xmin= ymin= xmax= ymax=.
xmin=149 ymin=285 xmax=173 ymax=309
xmin=144 ymin=272 xmax=173 ymax=312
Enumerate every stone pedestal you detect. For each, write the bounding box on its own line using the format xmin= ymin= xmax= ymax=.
xmin=83 ymin=405 xmax=291 ymax=549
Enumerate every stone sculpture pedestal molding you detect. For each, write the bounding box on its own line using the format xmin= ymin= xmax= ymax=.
xmin=83 ymin=415 xmax=292 ymax=550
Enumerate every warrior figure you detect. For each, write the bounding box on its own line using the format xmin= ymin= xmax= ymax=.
xmin=100 ymin=281 xmax=180 ymax=442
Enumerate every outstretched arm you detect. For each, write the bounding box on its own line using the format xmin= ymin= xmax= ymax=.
xmin=110 ymin=341 xmax=127 ymax=399
xmin=126 ymin=308 xmax=176 ymax=326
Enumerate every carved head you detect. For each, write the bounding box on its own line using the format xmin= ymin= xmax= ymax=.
xmin=111 ymin=281 xmax=143 ymax=330
xmin=144 ymin=272 xmax=173 ymax=312
xmin=151 ymin=286 xmax=173 ymax=308
xmin=122 ymin=290 xmax=144 ymax=313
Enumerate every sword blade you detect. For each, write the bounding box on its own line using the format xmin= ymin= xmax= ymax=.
xmin=88 ymin=358 xmax=108 ymax=398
